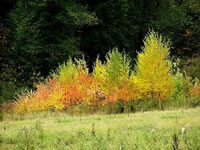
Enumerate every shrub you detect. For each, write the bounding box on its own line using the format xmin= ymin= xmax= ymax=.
xmin=170 ymin=62 xmax=193 ymax=107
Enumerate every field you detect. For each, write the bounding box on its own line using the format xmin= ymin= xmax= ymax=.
xmin=0 ymin=108 xmax=200 ymax=150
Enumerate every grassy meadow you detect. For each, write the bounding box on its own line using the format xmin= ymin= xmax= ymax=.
xmin=1 ymin=32 xmax=200 ymax=150
xmin=0 ymin=107 xmax=200 ymax=150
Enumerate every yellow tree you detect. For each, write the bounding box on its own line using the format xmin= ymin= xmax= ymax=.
xmin=134 ymin=30 xmax=174 ymax=109
xmin=93 ymin=48 xmax=133 ymax=104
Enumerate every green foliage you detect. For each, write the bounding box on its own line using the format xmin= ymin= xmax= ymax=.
xmin=188 ymin=97 xmax=200 ymax=107
xmin=94 ymin=48 xmax=131 ymax=93
xmin=54 ymin=56 xmax=89 ymax=84
xmin=80 ymin=0 xmax=138 ymax=65
xmin=1 ymin=0 xmax=200 ymax=104
xmin=0 ymin=67 xmax=31 ymax=104
xmin=181 ymin=57 xmax=200 ymax=80
xmin=170 ymin=60 xmax=193 ymax=107
xmin=80 ymin=0 xmax=200 ymax=67
xmin=8 ymin=0 xmax=98 ymax=82
xmin=55 ymin=58 xmax=79 ymax=84
xmin=0 ymin=82 xmax=18 ymax=104
xmin=106 ymin=48 xmax=131 ymax=85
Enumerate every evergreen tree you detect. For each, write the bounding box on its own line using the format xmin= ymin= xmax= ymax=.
xmin=8 ymin=0 xmax=98 ymax=83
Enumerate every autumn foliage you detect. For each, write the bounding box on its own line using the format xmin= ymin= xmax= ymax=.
xmin=11 ymin=31 xmax=199 ymax=113
xmin=190 ymin=80 xmax=200 ymax=97
xmin=134 ymin=31 xmax=174 ymax=109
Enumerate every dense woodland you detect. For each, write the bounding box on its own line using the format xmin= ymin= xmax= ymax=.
xmin=0 ymin=0 xmax=200 ymax=104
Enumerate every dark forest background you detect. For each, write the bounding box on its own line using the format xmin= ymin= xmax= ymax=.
xmin=0 ymin=0 xmax=200 ymax=103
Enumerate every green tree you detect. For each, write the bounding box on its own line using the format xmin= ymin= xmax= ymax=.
xmin=80 ymin=0 xmax=139 ymax=66
xmin=150 ymin=0 xmax=200 ymax=58
xmin=8 ymin=0 xmax=98 ymax=84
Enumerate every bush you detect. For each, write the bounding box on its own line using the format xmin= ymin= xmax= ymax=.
xmin=0 ymin=81 xmax=24 ymax=104
xmin=189 ymin=97 xmax=200 ymax=107
xmin=170 ymin=60 xmax=193 ymax=107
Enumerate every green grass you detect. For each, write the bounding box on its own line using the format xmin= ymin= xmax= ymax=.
xmin=0 ymin=108 xmax=200 ymax=150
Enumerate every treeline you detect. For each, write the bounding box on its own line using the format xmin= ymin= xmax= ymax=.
xmin=1 ymin=31 xmax=200 ymax=114
xmin=0 ymin=0 xmax=200 ymax=103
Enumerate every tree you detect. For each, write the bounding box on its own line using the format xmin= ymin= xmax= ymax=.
xmin=79 ymin=0 xmax=176 ymax=66
xmin=93 ymin=48 xmax=135 ymax=105
xmin=79 ymin=0 xmax=139 ymax=66
xmin=134 ymin=31 xmax=174 ymax=109
xmin=8 ymin=0 xmax=98 ymax=84
xmin=150 ymin=0 xmax=200 ymax=58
